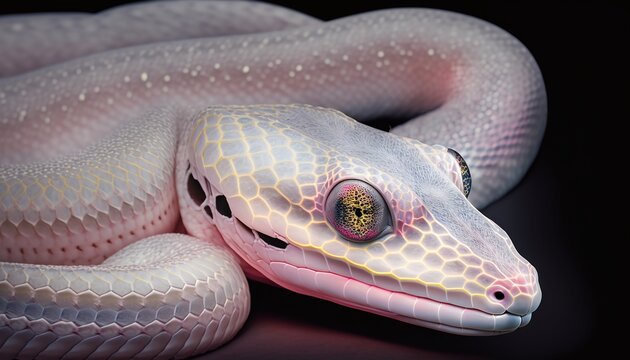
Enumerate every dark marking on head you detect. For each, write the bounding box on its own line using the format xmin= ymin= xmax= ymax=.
xmin=187 ymin=173 xmax=206 ymax=206
xmin=203 ymin=205 xmax=214 ymax=219
xmin=216 ymin=195 xmax=232 ymax=218
xmin=257 ymin=231 xmax=288 ymax=249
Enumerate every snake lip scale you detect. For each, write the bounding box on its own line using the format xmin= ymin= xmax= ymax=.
xmin=0 ymin=1 xmax=546 ymax=358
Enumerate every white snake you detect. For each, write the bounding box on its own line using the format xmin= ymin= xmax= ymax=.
xmin=0 ymin=1 xmax=546 ymax=358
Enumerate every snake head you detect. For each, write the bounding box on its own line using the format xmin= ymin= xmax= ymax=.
xmin=182 ymin=104 xmax=542 ymax=335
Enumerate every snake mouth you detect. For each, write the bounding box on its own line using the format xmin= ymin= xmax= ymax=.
xmin=217 ymin=210 xmax=531 ymax=335
xmin=268 ymin=260 xmax=530 ymax=335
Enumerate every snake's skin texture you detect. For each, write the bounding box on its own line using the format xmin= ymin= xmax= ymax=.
xmin=0 ymin=235 xmax=249 ymax=358
xmin=0 ymin=1 xmax=546 ymax=358
xmin=0 ymin=1 xmax=318 ymax=77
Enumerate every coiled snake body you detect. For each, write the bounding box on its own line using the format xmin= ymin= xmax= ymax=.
xmin=0 ymin=1 xmax=545 ymax=358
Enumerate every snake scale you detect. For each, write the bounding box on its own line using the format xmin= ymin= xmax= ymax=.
xmin=0 ymin=1 xmax=546 ymax=358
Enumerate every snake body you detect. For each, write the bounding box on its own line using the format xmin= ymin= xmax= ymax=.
xmin=0 ymin=1 xmax=546 ymax=358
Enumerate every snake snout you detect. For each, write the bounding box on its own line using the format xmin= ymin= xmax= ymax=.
xmin=487 ymin=264 xmax=542 ymax=316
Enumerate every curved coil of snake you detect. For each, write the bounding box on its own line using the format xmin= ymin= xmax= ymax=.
xmin=0 ymin=1 xmax=546 ymax=358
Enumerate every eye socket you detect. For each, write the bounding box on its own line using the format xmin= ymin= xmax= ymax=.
xmin=447 ymin=148 xmax=472 ymax=198
xmin=325 ymin=180 xmax=390 ymax=243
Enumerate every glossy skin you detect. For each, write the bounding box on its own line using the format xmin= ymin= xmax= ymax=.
xmin=0 ymin=1 xmax=545 ymax=358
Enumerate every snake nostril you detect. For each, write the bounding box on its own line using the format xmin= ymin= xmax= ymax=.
xmin=493 ymin=291 xmax=505 ymax=301
xmin=487 ymin=285 xmax=511 ymax=306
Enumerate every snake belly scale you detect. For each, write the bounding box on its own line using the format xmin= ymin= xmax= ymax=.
xmin=0 ymin=1 xmax=546 ymax=358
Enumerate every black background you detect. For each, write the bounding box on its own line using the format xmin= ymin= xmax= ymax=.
xmin=2 ymin=1 xmax=622 ymax=358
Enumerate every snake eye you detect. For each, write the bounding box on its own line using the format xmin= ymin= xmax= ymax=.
xmin=447 ymin=148 xmax=472 ymax=198
xmin=325 ymin=180 xmax=390 ymax=243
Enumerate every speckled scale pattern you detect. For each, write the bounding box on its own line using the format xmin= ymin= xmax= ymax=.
xmin=0 ymin=3 xmax=545 ymax=208
xmin=0 ymin=0 xmax=319 ymax=76
xmin=0 ymin=0 xmax=546 ymax=358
